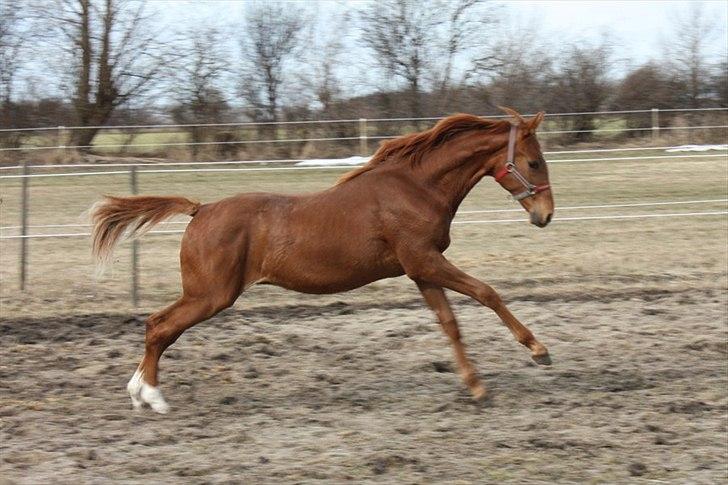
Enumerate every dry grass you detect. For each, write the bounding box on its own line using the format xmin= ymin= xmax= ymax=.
xmin=0 ymin=149 xmax=726 ymax=318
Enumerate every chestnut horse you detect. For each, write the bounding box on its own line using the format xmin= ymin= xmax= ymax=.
xmin=91 ymin=108 xmax=554 ymax=413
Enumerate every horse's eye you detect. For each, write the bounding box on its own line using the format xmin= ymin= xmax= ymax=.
xmin=528 ymin=160 xmax=540 ymax=169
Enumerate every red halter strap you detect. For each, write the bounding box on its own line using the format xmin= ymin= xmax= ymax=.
xmin=493 ymin=125 xmax=550 ymax=201
xmin=493 ymin=163 xmax=511 ymax=183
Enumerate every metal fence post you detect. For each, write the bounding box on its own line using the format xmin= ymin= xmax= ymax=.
xmin=57 ymin=126 xmax=65 ymax=150
xmin=129 ymin=167 xmax=139 ymax=307
xmin=359 ymin=118 xmax=368 ymax=155
xmin=651 ymin=108 xmax=659 ymax=141
xmin=19 ymin=161 xmax=29 ymax=291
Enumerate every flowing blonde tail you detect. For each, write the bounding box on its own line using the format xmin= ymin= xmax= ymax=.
xmin=90 ymin=195 xmax=200 ymax=273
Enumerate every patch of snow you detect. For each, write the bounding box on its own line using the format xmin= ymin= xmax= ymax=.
xmin=295 ymin=156 xmax=370 ymax=167
xmin=665 ymin=144 xmax=728 ymax=152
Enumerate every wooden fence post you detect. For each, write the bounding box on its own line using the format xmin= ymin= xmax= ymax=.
xmin=359 ymin=118 xmax=368 ymax=156
xmin=19 ymin=161 xmax=29 ymax=290
xmin=129 ymin=167 xmax=139 ymax=307
xmin=651 ymin=108 xmax=659 ymax=141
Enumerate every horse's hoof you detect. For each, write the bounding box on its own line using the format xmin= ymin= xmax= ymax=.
xmin=471 ymin=385 xmax=488 ymax=401
xmin=130 ymin=395 xmax=143 ymax=411
xmin=151 ymin=400 xmax=170 ymax=414
xmin=141 ymin=384 xmax=170 ymax=414
xmin=532 ymin=352 xmax=552 ymax=366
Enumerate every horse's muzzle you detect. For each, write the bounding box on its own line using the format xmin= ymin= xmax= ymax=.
xmin=530 ymin=211 xmax=552 ymax=228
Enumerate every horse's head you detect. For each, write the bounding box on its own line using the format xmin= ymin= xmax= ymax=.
xmin=493 ymin=107 xmax=554 ymax=228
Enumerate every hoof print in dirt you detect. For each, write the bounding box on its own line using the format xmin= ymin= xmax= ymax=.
xmin=430 ymin=361 xmax=453 ymax=373
xmin=368 ymin=455 xmax=418 ymax=475
xmin=628 ymin=462 xmax=648 ymax=477
xmin=668 ymin=400 xmax=712 ymax=414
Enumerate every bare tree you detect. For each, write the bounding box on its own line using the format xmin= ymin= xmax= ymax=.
xmin=474 ymin=18 xmax=555 ymax=114
xmin=550 ymin=40 xmax=613 ymax=141
xmin=358 ymin=0 xmax=489 ymax=117
xmin=358 ymin=0 xmax=439 ymax=118
xmin=238 ymin=1 xmax=306 ymax=125
xmin=301 ymin=27 xmax=344 ymax=118
xmin=44 ymin=0 xmax=168 ymax=149
xmin=712 ymin=57 xmax=728 ymax=107
xmin=611 ymin=63 xmax=684 ymax=134
xmin=0 ymin=0 xmax=31 ymax=140
xmin=435 ymin=0 xmax=496 ymax=111
xmin=169 ymin=25 xmax=231 ymax=157
xmin=664 ymin=2 xmax=720 ymax=108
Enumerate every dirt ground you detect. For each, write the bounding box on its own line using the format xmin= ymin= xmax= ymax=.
xmin=1 ymin=148 xmax=727 ymax=482
xmin=1 ymin=280 xmax=726 ymax=484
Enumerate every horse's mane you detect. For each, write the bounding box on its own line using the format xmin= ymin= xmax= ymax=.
xmin=337 ymin=113 xmax=511 ymax=184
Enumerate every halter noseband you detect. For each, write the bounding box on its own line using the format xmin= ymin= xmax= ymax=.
xmin=493 ymin=124 xmax=550 ymax=201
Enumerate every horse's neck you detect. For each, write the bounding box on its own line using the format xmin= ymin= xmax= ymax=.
xmin=421 ymin=135 xmax=506 ymax=215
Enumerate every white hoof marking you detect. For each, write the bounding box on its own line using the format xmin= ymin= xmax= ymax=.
xmin=141 ymin=383 xmax=170 ymax=414
xmin=127 ymin=368 xmax=144 ymax=411
xmin=127 ymin=368 xmax=170 ymax=414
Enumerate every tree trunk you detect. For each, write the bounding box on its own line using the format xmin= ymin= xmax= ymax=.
xmin=572 ymin=115 xmax=595 ymax=142
xmin=68 ymin=107 xmax=113 ymax=149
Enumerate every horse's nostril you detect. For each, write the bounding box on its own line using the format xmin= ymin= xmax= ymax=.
xmin=546 ymin=213 xmax=553 ymax=224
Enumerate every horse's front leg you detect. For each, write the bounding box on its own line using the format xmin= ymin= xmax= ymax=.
xmin=401 ymin=249 xmax=551 ymax=365
xmin=416 ymin=281 xmax=487 ymax=400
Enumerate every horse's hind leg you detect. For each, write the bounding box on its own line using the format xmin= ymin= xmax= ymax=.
xmin=127 ymin=295 xmax=232 ymax=413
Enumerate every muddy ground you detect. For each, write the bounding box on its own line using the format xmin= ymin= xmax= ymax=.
xmin=1 ymin=284 xmax=726 ymax=484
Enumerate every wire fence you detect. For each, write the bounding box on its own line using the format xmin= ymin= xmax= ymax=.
xmin=1 ymin=107 xmax=726 ymax=159
xmin=2 ymin=198 xmax=727 ymax=236
xmin=1 ymin=107 xmax=727 ymax=304
xmin=2 ymin=144 xmax=726 ymax=171
xmin=0 ymin=152 xmax=725 ymax=179
xmin=1 ymin=210 xmax=726 ymax=240
xmin=2 ymin=107 xmax=726 ymax=132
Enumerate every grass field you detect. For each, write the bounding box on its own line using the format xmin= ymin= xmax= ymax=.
xmin=1 ymin=147 xmax=726 ymax=317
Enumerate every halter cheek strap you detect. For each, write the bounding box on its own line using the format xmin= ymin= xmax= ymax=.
xmin=493 ymin=125 xmax=550 ymax=201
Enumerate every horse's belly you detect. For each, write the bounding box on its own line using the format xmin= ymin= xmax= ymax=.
xmin=260 ymin=244 xmax=404 ymax=294
xmin=254 ymin=195 xmax=406 ymax=294
xmin=264 ymin=261 xmax=404 ymax=294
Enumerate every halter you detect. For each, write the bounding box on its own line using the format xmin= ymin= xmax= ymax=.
xmin=493 ymin=124 xmax=550 ymax=201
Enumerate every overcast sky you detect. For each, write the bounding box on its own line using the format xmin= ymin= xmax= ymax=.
xmin=147 ymin=0 xmax=728 ymax=67
xmin=511 ymin=0 xmax=727 ymax=64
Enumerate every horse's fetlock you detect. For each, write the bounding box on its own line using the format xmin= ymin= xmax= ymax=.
xmin=462 ymin=371 xmax=480 ymax=388
xmin=518 ymin=335 xmax=535 ymax=347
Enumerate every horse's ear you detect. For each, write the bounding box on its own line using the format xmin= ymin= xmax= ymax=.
xmin=526 ymin=111 xmax=546 ymax=133
xmin=498 ymin=106 xmax=525 ymax=125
